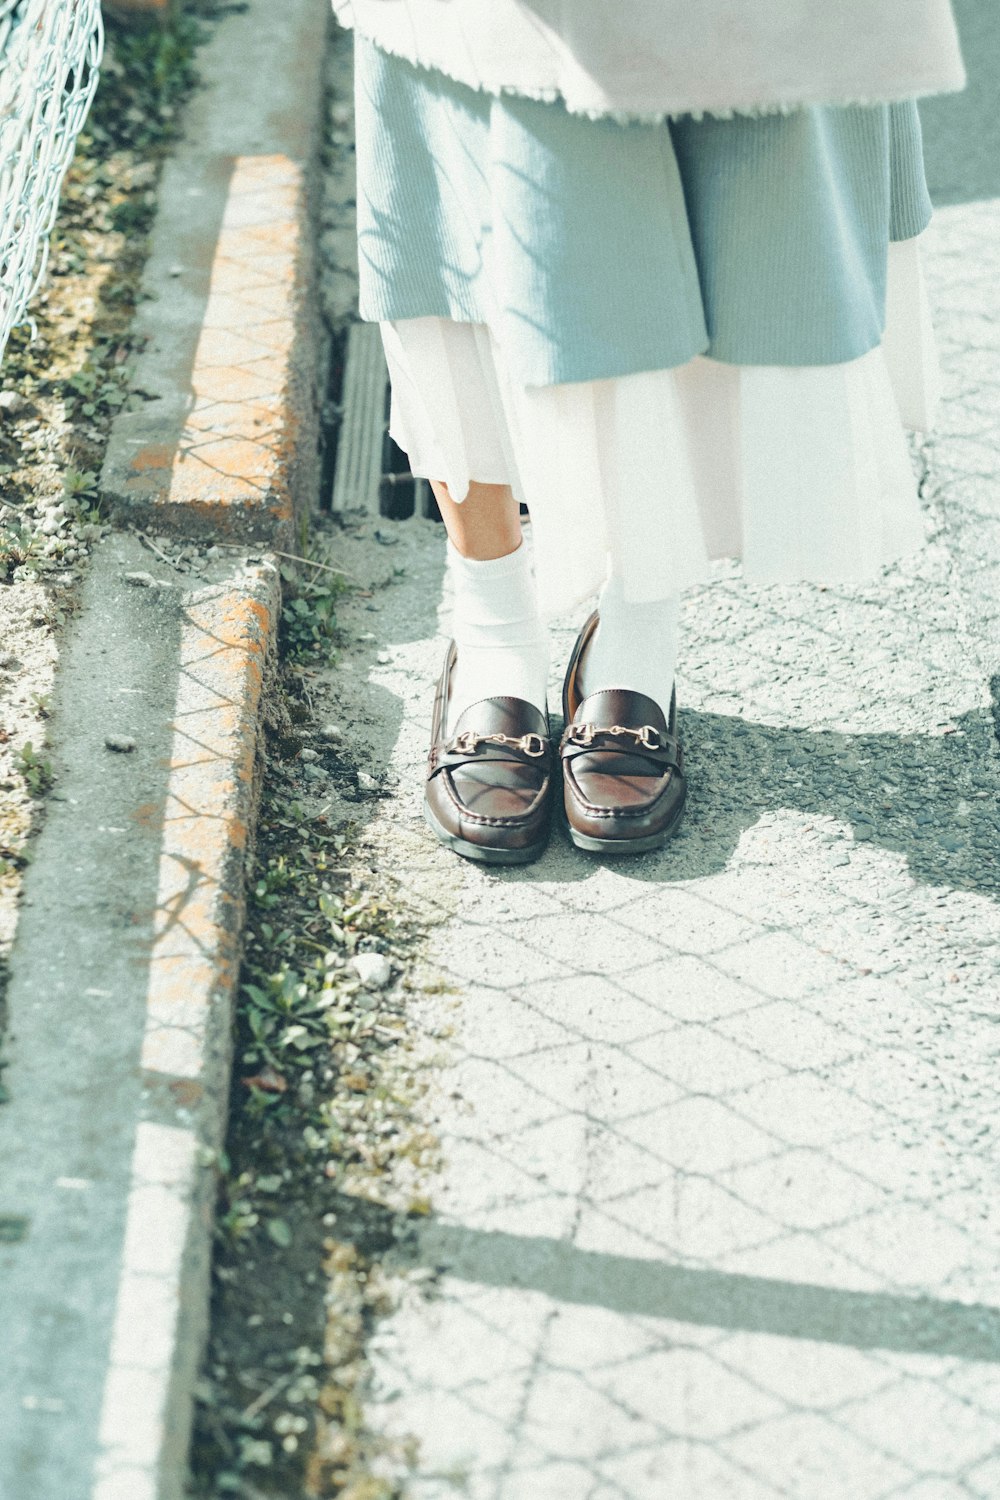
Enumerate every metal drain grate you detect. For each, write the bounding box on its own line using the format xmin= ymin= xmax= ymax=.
xmin=329 ymin=322 xmax=436 ymax=520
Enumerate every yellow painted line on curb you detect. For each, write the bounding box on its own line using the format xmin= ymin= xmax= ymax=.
xmin=141 ymin=577 xmax=273 ymax=1080
xmin=125 ymin=153 xmax=305 ymax=535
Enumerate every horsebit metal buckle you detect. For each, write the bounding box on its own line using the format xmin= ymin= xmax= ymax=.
xmin=567 ymin=723 xmax=661 ymax=750
xmin=448 ymin=730 xmax=547 ymax=758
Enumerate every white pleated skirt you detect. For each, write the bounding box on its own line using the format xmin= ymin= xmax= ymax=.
xmin=380 ymin=237 xmax=940 ymax=619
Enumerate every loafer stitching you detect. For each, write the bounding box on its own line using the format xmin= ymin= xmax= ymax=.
xmin=438 ymin=767 xmax=553 ymax=829
xmin=564 ymin=767 xmax=680 ymax=821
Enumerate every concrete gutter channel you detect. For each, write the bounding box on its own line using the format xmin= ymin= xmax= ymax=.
xmin=0 ymin=2 xmax=330 ymax=1496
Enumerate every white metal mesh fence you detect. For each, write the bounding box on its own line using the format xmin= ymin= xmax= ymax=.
xmin=0 ymin=0 xmax=103 ymax=362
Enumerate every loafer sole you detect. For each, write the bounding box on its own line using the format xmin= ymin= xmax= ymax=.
xmin=564 ymin=783 xmax=686 ymax=856
xmin=424 ymin=799 xmax=549 ymax=866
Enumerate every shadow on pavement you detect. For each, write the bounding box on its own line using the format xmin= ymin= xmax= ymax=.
xmin=412 ymin=1221 xmax=1000 ymax=1364
xmin=492 ymin=703 xmax=1000 ymax=902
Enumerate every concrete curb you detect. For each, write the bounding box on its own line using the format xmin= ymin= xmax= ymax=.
xmin=100 ymin=0 xmax=329 ymax=546
xmin=94 ymin=567 xmax=279 ymax=1500
xmin=1 ymin=2 xmax=330 ymax=1495
xmin=0 ymin=538 xmax=280 ymax=1500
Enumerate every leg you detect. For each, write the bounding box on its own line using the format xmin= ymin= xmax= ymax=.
xmin=560 ymin=600 xmax=686 ymax=856
xmin=430 ymin=478 xmax=521 ymax=560
xmin=420 ymin=484 xmax=553 ymax=866
xmin=578 ymin=572 xmax=681 ymax=715
xmin=428 ymin=478 xmax=550 ymax=735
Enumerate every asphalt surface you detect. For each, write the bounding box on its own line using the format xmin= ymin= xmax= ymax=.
xmin=319 ymin=9 xmax=1000 ymax=1495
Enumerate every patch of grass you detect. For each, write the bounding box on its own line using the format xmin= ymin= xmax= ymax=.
xmin=82 ymin=6 xmax=204 ymax=157
xmin=0 ymin=2 xmax=214 ymax=576
xmin=279 ymin=558 xmax=349 ymax=662
xmin=282 ymin=583 xmax=342 ymax=660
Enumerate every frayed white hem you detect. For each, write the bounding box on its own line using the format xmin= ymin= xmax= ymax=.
xmin=341 ymin=18 xmax=964 ymax=124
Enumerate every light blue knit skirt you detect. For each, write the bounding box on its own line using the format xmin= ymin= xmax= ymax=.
xmin=353 ymin=38 xmax=939 ymax=610
xmin=353 ymin=37 xmax=932 ymax=388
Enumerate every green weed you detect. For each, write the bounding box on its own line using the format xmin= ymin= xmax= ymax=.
xmin=280 ymin=573 xmax=346 ymax=660
xmin=17 ymin=743 xmax=54 ymax=797
xmin=85 ymin=9 xmax=204 ymax=157
xmin=0 ymin=525 xmax=32 ymax=581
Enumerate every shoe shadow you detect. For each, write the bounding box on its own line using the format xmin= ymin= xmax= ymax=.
xmin=519 ymin=702 xmax=1000 ymax=902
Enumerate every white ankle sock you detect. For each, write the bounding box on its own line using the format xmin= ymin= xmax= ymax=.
xmin=446 ymin=539 xmax=550 ymax=734
xmin=579 ymin=572 xmax=680 ymax=716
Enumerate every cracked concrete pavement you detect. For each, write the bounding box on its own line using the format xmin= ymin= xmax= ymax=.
xmin=318 ymin=6 xmax=1000 ymax=1493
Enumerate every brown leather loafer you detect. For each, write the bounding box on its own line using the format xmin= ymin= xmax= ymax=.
xmin=560 ymin=612 xmax=685 ymax=855
xmin=424 ymin=641 xmax=554 ymax=865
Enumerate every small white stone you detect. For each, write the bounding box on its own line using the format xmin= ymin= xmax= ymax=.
xmin=357 ymin=771 xmax=378 ymax=792
xmin=319 ymin=723 xmax=343 ymax=743
xmin=350 ymin=953 xmax=392 ymax=989
xmin=0 ymin=390 xmax=26 ymax=415
xmin=105 ymin=734 xmax=137 ymax=753
xmin=130 ymin=161 xmax=157 ymax=189
xmin=300 ymin=747 xmax=319 ymax=763
xmin=376 ymin=650 xmax=391 ymax=665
